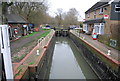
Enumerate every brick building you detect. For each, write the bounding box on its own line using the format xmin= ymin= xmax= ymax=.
xmin=83 ymin=0 xmax=120 ymax=49
xmin=6 ymin=14 xmax=28 ymax=39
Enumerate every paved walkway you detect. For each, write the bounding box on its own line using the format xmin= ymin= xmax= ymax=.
xmin=71 ymin=30 xmax=120 ymax=62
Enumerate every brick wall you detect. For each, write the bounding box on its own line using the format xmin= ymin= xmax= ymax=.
xmin=85 ymin=5 xmax=111 ymax=20
xmin=98 ymin=20 xmax=120 ymax=50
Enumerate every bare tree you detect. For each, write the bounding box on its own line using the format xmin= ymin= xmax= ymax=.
xmin=65 ymin=8 xmax=79 ymax=25
xmin=9 ymin=0 xmax=49 ymax=25
xmin=55 ymin=8 xmax=63 ymax=26
xmin=2 ymin=2 xmax=13 ymax=24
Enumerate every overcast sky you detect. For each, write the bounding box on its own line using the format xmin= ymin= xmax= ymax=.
xmin=48 ymin=0 xmax=100 ymax=21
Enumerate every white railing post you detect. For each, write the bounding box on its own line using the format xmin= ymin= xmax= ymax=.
xmin=0 ymin=25 xmax=14 ymax=80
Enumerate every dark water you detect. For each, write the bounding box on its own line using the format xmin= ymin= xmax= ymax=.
xmin=49 ymin=37 xmax=99 ymax=79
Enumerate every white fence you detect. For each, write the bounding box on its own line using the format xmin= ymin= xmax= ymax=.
xmin=36 ymin=30 xmax=55 ymax=55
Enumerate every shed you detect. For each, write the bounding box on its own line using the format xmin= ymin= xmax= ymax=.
xmin=6 ymin=14 xmax=27 ymax=24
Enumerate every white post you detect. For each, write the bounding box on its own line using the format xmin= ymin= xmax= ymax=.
xmin=107 ymin=49 xmax=111 ymax=56
xmin=99 ymin=23 xmax=102 ymax=34
xmin=0 ymin=25 xmax=14 ymax=80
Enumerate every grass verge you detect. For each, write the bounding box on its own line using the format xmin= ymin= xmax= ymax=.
xmin=12 ymin=30 xmax=51 ymax=62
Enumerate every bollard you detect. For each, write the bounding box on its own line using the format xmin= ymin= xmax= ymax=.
xmin=36 ymin=50 xmax=40 ymax=55
xmin=92 ymin=33 xmax=97 ymax=40
xmin=107 ymin=49 xmax=111 ymax=55
xmin=83 ymin=37 xmax=85 ymax=40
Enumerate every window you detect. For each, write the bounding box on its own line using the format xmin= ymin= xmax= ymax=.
xmin=100 ymin=23 xmax=104 ymax=34
xmin=83 ymin=24 xmax=88 ymax=33
xmin=94 ymin=10 xmax=96 ymax=18
xmin=88 ymin=12 xmax=90 ymax=17
xmin=94 ymin=15 xmax=96 ymax=19
xmin=94 ymin=24 xmax=100 ymax=34
xmin=115 ymin=4 xmax=120 ymax=12
xmin=94 ymin=23 xmax=104 ymax=34
xmin=94 ymin=10 xmax=96 ymax=15
xmin=99 ymin=7 xmax=104 ymax=14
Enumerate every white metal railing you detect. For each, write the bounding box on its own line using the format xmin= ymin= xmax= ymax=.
xmin=36 ymin=30 xmax=55 ymax=55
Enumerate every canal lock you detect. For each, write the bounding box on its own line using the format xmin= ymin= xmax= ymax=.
xmin=28 ymin=35 xmax=55 ymax=81
xmin=28 ymin=30 xmax=119 ymax=81
xmin=69 ymin=33 xmax=120 ymax=80
xmin=55 ymin=29 xmax=70 ymax=37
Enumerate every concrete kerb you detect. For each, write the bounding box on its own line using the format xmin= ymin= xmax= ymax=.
xmin=13 ymin=30 xmax=55 ymax=79
xmin=14 ymin=65 xmax=28 ymax=80
xmin=83 ymin=38 xmax=120 ymax=65
xmin=13 ymin=44 xmax=38 ymax=73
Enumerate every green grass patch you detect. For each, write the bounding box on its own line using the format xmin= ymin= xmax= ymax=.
xmin=13 ymin=56 xmax=19 ymax=62
xmin=28 ymin=62 xmax=35 ymax=65
xmin=35 ymin=30 xmax=50 ymax=40
xmin=14 ymin=69 xmax=22 ymax=78
xmin=13 ymin=56 xmax=19 ymax=59
xmin=19 ymin=54 xmax=26 ymax=60
xmin=23 ymin=32 xmax=39 ymax=38
xmin=13 ymin=54 xmax=26 ymax=62
xmin=12 ymin=30 xmax=51 ymax=62
xmin=42 ymin=29 xmax=51 ymax=31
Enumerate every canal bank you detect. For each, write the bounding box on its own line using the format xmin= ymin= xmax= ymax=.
xmin=69 ymin=31 xmax=120 ymax=80
xmin=13 ymin=29 xmax=120 ymax=80
xmin=13 ymin=30 xmax=55 ymax=80
xmin=49 ymin=37 xmax=99 ymax=80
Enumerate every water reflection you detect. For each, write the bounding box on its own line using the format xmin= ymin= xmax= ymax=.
xmin=49 ymin=37 xmax=98 ymax=80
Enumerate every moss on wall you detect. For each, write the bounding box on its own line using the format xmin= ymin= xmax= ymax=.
xmin=70 ymin=32 xmax=119 ymax=72
xmin=98 ymin=23 xmax=120 ymax=51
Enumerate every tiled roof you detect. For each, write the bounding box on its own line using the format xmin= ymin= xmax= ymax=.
xmin=85 ymin=1 xmax=110 ymax=13
xmin=6 ymin=14 xmax=27 ymax=24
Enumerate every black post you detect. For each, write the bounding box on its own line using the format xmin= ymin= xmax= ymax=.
xmin=118 ymin=66 xmax=120 ymax=79
xmin=1 ymin=53 xmax=7 ymax=81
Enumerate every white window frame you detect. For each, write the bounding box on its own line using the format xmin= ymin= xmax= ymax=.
xmin=99 ymin=7 xmax=104 ymax=14
xmin=94 ymin=10 xmax=96 ymax=19
xmin=88 ymin=12 xmax=90 ymax=17
xmin=94 ymin=23 xmax=104 ymax=34
xmin=94 ymin=10 xmax=96 ymax=15
xmin=100 ymin=23 xmax=104 ymax=34
xmin=94 ymin=23 xmax=100 ymax=34
xmin=115 ymin=4 xmax=120 ymax=12
xmin=83 ymin=24 xmax=88 ymax=33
